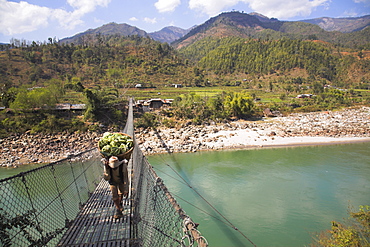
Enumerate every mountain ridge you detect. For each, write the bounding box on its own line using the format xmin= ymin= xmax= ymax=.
xmin=59 ymin=12 xmax=370 ymax=47
xmin=172 ymin=12 xmax=370 ymax=49
xmin=149 ymin=26 xmax=191 ymax=43
xmin=300 ymin=15 xmax=370 ymax=33
xmin=60 ymin=22 xmax=149 ymax=44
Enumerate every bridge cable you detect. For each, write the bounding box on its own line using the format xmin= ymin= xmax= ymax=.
xmin=152 ymin=166 xmax=189 ymax=186
xmin=150 ymin=155 xmax=257 ymax=247
xmin=153 ymin=166 xmax=245 ymax=226
xmin=166 ymin=162 xmax=257 ymax=247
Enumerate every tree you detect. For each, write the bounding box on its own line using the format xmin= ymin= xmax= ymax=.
xmin=208 ymin=93 xmax=227 ymax=119
xmin=10 ymin=87 xmax=57 ymax=109
xmin=83 ymin=87 xmax=120 ymax=121
xmin=135 ymin=112 xmax=158 ymax=128
xmin=358 ymin=51 xmax=364 ymax=59
xmin=223 ymin=91 xmax=254 ymax=118
xmin=0 ymin=88 xmax=17 ymax=108
xmin=312 ymin=81 xmax=325 ymax=94
xmin=65 ymin=78 xmax=85 ymax=92
xmin=311 ymin=205 xmax=370 ymax=246
xmin=44 ymin=79 xmax=65 ymax=102
xmin=269 ymin=81 xmax=273 ymax=92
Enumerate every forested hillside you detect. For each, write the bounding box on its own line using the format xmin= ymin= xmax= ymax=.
xmin=1 ymin=35 xmax=193 ymax=89
xmin=0 ymin=30 xmax=369 ymax=137
xmin=60 ymin=23 xmax=149 ymax=44
xmin=0 ymin=35 xmax=198 ymax=137
xmin=173 ymin=12 xmax=370 ymax=49
xmin=179 ymin=36 xmax=369 ymax=87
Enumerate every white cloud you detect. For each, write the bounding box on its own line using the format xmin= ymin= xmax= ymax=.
xmin=353 ymin=0 xmax=370 ymax=3
xmin=0 ymin=0 xmax=51 ymax=35
xmin=51 ymin=9 xmax=83 ymax=30
xmin=55 ymin=0 xmax=111 ymax=29
xmin=188 ymin=0 xmax=240 ymax=16
xmin=155 ymin=0 xmax=181 ymax=13
xmin=67 ymin=0 xmax=110 ymax=10
xmin=0 ymin=0 xmax=111 ymax=35
xmin=94 ymin=17 xmax=105 ymax=24
xmin=66 ymin=0 xmax=110 ymax=17
xmin=343 ymin=9 xmax=359 ymax=17
xmin=144 ymin=17 xmax=157 ymax=24
xmin=129 ymin=17 xmax=139 ymax=21
xmin=188 ymin=0 xmax=330 ymax=19
xmin=248 ymin=0 xmax=329 ymax=19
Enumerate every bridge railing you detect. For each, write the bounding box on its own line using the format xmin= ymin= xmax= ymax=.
xmin=128 ymin=97 xmax=208 ymax=247
xmin=0 ymin=148 xmax=102 ymax=247
xmin=130 ymin=145 xmax=208 ymax=247
xmin=1 ymin=98 xmax=208 ymax=247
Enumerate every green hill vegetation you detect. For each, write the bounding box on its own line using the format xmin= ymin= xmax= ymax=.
xmin=173 ymin=12 xmax=370 ymax=50
xmin=179 ymin=36 xmax=369 ymax=86
xmin=0 ymin=35 xmax=196 ymax=137
xmin=0 ymin=33 xmax=369 ymax=137
xmin=311 ymin=205 xmax=370 ymax=247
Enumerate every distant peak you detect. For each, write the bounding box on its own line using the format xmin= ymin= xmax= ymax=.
xmin=249 ymin=12 xmax=269 ymax=18
xmin=249 ymin=12 xmax=278 ymax=21
xmin=104 ymin=22 xmax=118 ymax=26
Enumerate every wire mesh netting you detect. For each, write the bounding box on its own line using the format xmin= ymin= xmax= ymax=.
xmin=130 ymin=141 xmax=208 ymax=247
xmin=127 ymin=97 xmax=207 ymax=246
xmin=0 ymin=149 xmax=102 ymax=247
xmin=1 ymin=98 xmax=207 ymax=247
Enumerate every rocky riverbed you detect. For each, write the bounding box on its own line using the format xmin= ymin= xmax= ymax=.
xmin=0 ymin=132 xmax=101 ymax=167
xmin=1 ymin=106 xmax=370 ymax=168
xmin=136 ymin=106 xmax=370 ymax=155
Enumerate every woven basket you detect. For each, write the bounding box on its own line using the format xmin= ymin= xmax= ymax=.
xmin=99 ymin=132 xmax=134 ymax=161
xmin=116 ymin=145 xmax=134 ymax=161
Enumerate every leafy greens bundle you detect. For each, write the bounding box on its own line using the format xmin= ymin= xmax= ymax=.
xmin=98 ymin=132 xmax=134 ymax=157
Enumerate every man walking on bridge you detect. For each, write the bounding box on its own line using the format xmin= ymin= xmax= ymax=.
xmin=103 ymin=156 xmax=129 ymax=219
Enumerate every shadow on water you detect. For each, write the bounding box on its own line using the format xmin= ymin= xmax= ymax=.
xmin=212 ymin=215 xmax=253 ymax=246
xmin=149 ymin=141 xmax=370 ymax=246
xmin=153 ymin=127 xmax=255 ymax=247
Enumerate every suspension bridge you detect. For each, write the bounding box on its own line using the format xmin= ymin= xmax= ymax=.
xmin=0 ymin=98 xmax=209 ymax=247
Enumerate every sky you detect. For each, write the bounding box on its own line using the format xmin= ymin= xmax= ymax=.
xmin=0 ymin=0 xmax=369 ymax=43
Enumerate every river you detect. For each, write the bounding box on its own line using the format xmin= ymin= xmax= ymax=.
xmin=1 ymin=142 xmax=369 ymax=246
xmin=0 ymin=163 xmax=44 ymax=180
xmin=148 ymin=142 xmax=370 ymax=247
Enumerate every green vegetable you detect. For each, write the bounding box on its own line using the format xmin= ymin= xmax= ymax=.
xmin=98 ymin=132 xmax=133 ymax=157
xmin=101 ymin=145 xmax=112 ymax=153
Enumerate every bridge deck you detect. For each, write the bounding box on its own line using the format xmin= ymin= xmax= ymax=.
xmin=58 ymin=178 xmax=131 ymax=247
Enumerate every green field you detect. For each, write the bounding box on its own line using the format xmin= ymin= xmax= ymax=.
xmin=123 ymin=86 xmax=227 ymax=100
xmin=81 ymin=85 xmax=369 ymax=108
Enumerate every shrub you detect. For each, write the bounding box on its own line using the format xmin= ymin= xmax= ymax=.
xmin=135 ymin=113 xmax=158 ymax=129
xmin=311 ymin=205 xmax=370 ymax=247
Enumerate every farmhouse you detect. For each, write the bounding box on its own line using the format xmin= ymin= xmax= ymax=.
xmin=55 ymin=103 xmax=86 ymax=110
xmin=172 ymin=84 xmax=182 ymax=88
xmin=296 ymin=94 xmax=313 ymax=99
xmin=135 ymin=98 xmax=173 ymax=112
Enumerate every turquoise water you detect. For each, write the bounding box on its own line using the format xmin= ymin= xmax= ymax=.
xmin=2 ymin=142 xmax=369 ymax=246
xmin=148 ymin=142 xmax=370 ymax=247
xmin=0 ymin=163 xmax=44 ymax=180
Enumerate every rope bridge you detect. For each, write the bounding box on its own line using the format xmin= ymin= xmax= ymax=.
xmin=0 ymin=98 xmax=208 ymax=247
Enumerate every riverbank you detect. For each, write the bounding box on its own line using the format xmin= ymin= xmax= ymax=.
xmin=1 ymin=106 xmax=369 ymax=167
xmin=136 ymin=106 xmax=370 ymax=155
xmin=0 ymin=132 xmax=101 ymax=167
